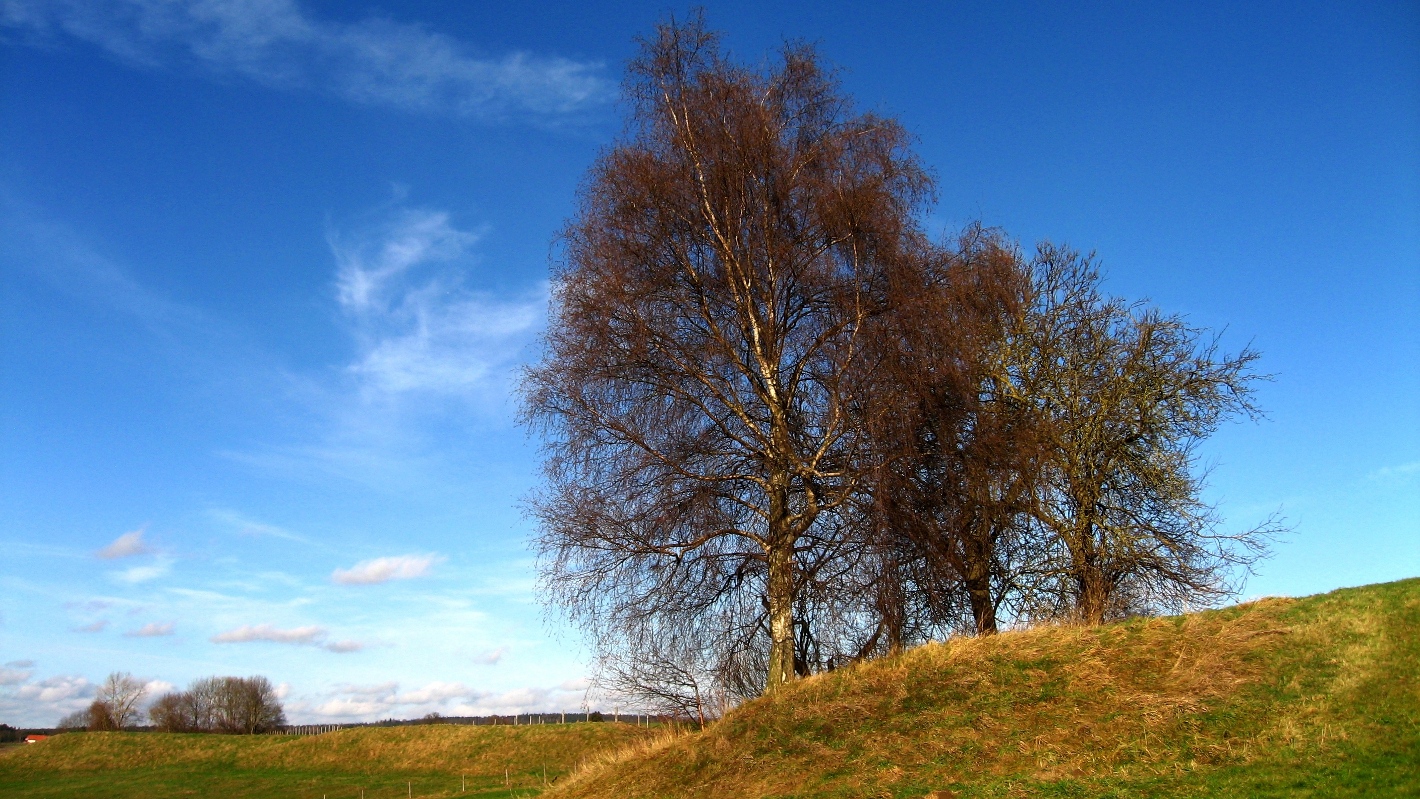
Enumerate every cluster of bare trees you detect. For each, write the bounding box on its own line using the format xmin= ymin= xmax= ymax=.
xmin=55 ymin=673 xmax=285 ymax=734
xmin=522 ymin=15 xmax=1280 ymax=725
xmin=57 ymin=672 xmax=149 ymax=731
xmin=148 ymin=676 xmax=286 ymax=734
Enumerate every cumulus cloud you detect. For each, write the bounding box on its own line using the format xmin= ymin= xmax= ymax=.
xmin=125 ymin=621 xmax=175 ymax=637
xmin=143 ymin=679 xmax=176 ymax=696
xmin=298 ymin=678 xmax=593 ymax=722
xmin=96 ymin=527 xmax=151 ymax=559
xmin=396 ymin=681 xmax=470 ymax=705
xmin=0 ymin=668 xmax=33 ymax=686
xmin=332 ymin=554 xmax=440 ymax=585
xmin=332 ymin=208 xmax=543 ymax=401
xmin=212 ymin=623 xmax=327 ymax=645
xmin=12 ymin=675 xmax=93 ymax=704
xmin=1 ymin=0 xmax=610 ymax=122
xmin=211 ymin=623 xmax=364 ymax=653
xmin=75 ymin=620 xmax=110 ymax=633
xmin=0 ymin=673 xmax=97 ymax=726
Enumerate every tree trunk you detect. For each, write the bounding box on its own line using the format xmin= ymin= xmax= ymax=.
xmin=1069 ymin=514 xmax=1111 ymax=624
xmin=1076 ymin=568 xmax=1110 ymax=625
xmin=961 ymin=523 xmax=999 ymax=636
xmin=964 ymin=571 xmax=998 ymax=636
xmin=765 ymin=478 xmax=796 ymax=693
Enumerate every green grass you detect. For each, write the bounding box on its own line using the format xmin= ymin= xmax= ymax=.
xmin=0 ymin=722 xmax=657 ymax=798
xmin=4 ymin=578 xmax=1416 ymax=798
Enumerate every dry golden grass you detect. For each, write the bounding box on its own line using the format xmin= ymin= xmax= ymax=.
xmin=545 ymin=581 xmax=1420 ymax=799
xmin=3 ymin=722 xmax=655 ymax=779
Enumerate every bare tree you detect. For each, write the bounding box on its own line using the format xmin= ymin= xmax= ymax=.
xmin=56 ymin=708 xmax=91 ymax=731
xmin=524 ymin=13 xmax=933 ymax=697
xmin=148 ymin=692 xmax=191 ymax=732
xmin=1008 ymin=244 xmax=1279 ymax=623
xmin=865 ymin=227 xmax=1040 ymax=638
xmin=212 ymin=676 xmax=286 ymax=734
xmin=85 ymin=700 xmax=118 ymax=731
xmin=597 ymin=621 xmax=725 ymax=729
xmin=96 ymin=672 xmax=146 ymax=729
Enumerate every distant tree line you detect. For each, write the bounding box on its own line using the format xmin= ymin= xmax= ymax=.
xmin=522 ymin=14 xmax=1283 ymax=725
xmin=55 ymin=672 xmax=284 ymax=734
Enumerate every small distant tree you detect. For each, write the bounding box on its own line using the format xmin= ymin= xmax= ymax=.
xmin=56 ymin=709 xmax=90 ymax=731
xmin=149 ymin=691 xmax=207 ymax=732
xmin=85 ymin=700 xmax=118 ymax=731
xmin=212 ymin=676 xmax=285 ymax=734
xmin=96 ymin=672 xmax=146 ymax=729
xmin=597 ymin=619 xmax=726 ymax=729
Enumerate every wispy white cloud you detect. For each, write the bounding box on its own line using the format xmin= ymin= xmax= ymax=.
xmin=109 ymin=557 xmax=173 ymax=585
xmin=1369 ymin=460 xmax=1420 ymax=481
xmin=0 ymin=192 xmax=211 ymax=333
xmin=332 ymin=554 xmax=441 ymax=585
xmin=223 ymin=204 xmax=543 ymax=487
xmin=332 ymin=208 xmax=543 ymax=401
xmin=74 ymin=620 xmax=110 ymax=633
xmin=125 ymin=621 xmax=175 ymax=637
xmin=207 ymin=508 xmax=311 ymax=544
xmin=2 ymin=0 xmax=611 ymax=122
xmin=471 ymin=646 xmax=507 ymax=666
xmin=210 ymin=622 xmax=363 ymax=653
xmin=96 ymin=527 xmax=151 ymax=559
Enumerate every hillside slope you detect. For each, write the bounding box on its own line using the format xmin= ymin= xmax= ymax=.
xmin=552 ymin=578 xmax=1420 ymax=798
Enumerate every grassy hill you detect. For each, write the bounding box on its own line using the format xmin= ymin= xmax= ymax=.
xmin=4 ymin=578 xmax=1416 ymax=798
xmin=549 ymin=577 xmax=1419 ymax=798
xmin=0 ymin=722 xmax=656 ymax=798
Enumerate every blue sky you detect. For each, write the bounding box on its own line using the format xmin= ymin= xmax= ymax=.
xmin=1 ymin=1 xmax=1415 ymax=727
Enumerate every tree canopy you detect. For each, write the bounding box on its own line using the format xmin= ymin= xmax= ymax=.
xmin=523 ymin=13 xmax=1276 ymax=716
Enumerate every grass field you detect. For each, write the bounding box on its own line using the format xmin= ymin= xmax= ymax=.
xmin=0 ymin=722 xmax=658 ymax=798
xmin=4 ymin=578 xmax=1417 ymax=798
